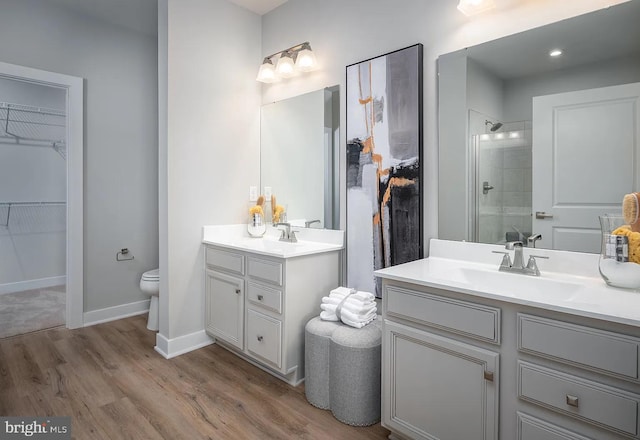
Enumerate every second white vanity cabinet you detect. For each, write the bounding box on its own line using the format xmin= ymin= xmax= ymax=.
xmin=383 ymin=284 xmax=500 ymax=440
xmin=204 ymin=243 xmax=341 ymax=385
xmin=378 ymin=269 xmax=640 ymax=440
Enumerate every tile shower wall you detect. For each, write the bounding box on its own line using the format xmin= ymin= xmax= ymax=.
xmin=477 ymin=126 xmax=532 ymax=244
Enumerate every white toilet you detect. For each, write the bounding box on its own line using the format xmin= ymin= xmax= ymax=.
xmin=140 ymin=269 xmax=159 ymax=331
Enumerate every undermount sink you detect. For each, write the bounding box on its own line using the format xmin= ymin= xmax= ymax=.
xmin=423 ymin=258 xmax=584 ymax=301
xmin=457 ymin=267 xmax=583 ymax=301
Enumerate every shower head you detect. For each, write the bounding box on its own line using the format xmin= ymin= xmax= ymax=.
xmin=485 ymin=120 xmax=503 ymax=132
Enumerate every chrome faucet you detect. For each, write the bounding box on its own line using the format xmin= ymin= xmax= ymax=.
xmin=527 ymin=233 xmax=542 ymax=248
xmin=305 ymin=219 xmax=321 ymax=228
xmin=275 ymin=222 xmax=297 ymax=243
xmin=492 ymin=241 xmax=548 ymax=276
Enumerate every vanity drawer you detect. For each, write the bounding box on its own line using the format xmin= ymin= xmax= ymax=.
xmin=518 ymin=361 xmax=640 ymax=437
xmin=518 ymin=314 xmax=640 ymax=381
xmin=247 ymin=309 xmax=282 ymax=368
xmin=385 ymin=285 xmax=501 ymax=344
xmin=205 ymin=246 xmax=244 ymax=275
xmin=517 ymin=412 xmax=594 ymax=440
xmin=247 ymin=282 xmax=282 ymax=314
xmin=247 ymin=257 xmax=283 ymax=286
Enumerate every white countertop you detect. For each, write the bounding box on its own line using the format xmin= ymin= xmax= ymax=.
xmin=202 ymin=224 xmax=344 ymax=258
xmin=375 ymin=239 xmax=640 ymax=328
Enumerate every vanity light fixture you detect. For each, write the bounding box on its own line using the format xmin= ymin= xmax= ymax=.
xmin=256 ymin=42 xmax=317 ymax=83
xmin=457 ymin=0 xmax=496 ymax=16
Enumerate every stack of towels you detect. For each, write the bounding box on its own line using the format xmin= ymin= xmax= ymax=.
xmin=320 ymin=287 xmax=377 ymax=328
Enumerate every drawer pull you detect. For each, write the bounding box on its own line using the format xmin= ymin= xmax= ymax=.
xmin=235 ymin=289 xmax=241 ymax=294
xmin=566 ymin=394 xmax=579 ymax=408
xmin=257 ymin=294 xmax=264 ymax=301
xmin=483 ymin=371 xmax=494 ymax=382
xmin=257 ymin=335 xmax=263 ymax=342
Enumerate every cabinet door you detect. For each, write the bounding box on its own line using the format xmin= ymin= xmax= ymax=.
xmin=383 ymin=320 xmax=499 ymax=440
xmin=205 ymin=269 xmax=244 ymax=350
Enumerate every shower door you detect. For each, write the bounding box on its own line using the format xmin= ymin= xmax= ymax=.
xmin=472 ymin=124 xmax=532 ymax=245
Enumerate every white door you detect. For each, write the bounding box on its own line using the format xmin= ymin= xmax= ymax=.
xmin=532 ymin=82 xmax=640 ymax=252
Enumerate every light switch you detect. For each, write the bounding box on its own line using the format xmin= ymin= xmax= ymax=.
xmin=264 ymin=186 xmax=272 ymax=199
xmin=249 ymin=186 xmax=258 ymax=201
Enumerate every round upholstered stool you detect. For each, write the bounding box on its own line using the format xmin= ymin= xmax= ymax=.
xmin=304 ymin=317 xmax=344 ymax=409
xmin=329 ymin=317 xmax=382 ymax=426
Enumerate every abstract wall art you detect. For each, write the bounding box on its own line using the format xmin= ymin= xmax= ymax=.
xmin=346 ymin=44 xmax=423 ymax=297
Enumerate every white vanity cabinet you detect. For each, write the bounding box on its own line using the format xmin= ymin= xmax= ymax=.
xmin=379 ymin=277 xmax=640 ymax=440
xmin=382 ymin=284 xmax=500 ymax=440
xmin=204 ymin=244 xmax=341 ymax=385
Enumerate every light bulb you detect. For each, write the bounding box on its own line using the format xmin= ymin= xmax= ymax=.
xmin=457 ymin=0 xmax=496 ymax=16
xmin=256 ymin=58 xmax=279 ymax=83
xmin=276 ymin=52 xmax=296 ymax=78
xmin=295 ymin=44 xmax=317 ymax=72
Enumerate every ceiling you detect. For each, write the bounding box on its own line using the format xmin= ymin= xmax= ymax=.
xmin=227 ymin=0 xmax=288 ymax=15
xmin=45 ymin=0 xmax=288 ymax=38
xmin=47 ymin=0 xmax=158 ymax=36
xmin=460 ymin=1 xmax=640 ymax=80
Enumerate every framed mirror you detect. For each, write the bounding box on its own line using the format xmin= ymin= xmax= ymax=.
xmin=438 ymin=1 xmax=640 ymax=253
xmin=260 ymin=86 xmax=340 ymax=229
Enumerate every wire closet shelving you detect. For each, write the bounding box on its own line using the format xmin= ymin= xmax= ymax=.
xmin=0 ymin=101 xmax=67 ymax=159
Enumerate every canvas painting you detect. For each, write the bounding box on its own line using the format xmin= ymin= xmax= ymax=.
xmin=346 ymin=44 xmax=423 ymax=297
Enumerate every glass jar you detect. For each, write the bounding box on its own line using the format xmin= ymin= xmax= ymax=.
xmin=598 ymin=214 xmax=640 ymax=289
xmin=247 ymin=212 xmax=266 ymax=238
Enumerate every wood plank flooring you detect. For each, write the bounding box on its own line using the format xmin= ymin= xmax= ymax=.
xmin=0 ymin=316 xmax=390 ymax=439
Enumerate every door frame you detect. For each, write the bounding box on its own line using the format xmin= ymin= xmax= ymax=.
xmin=0 ymin=61 xmax=84 ymax=329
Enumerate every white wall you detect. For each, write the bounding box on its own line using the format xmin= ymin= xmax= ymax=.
xmin=261 ymin=0 xmax=629 ymax=253
xmin=160 ymin=0 xmax=261 ymax=340
xmin=503 ymin=55 xmax=640 ymax=122
xmin=0 ymin=0 xmax=159 ymax=312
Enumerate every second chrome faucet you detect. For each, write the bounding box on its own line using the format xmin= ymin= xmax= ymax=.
xmin=492 ymin=241 xmax=548 ymax=276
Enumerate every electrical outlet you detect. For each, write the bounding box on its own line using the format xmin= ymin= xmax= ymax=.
xmin=264 ymin=186 xmax=272 ymax=199
xmin=249 ymin=186 xmax=258 ymax=201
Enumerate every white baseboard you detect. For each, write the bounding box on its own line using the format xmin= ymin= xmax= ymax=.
xmin=0 ymin=276 xmax=66 ymax=295
xmin=83 ymin=299 xmax=150 ymax=327
xmin=154 ymin=330 xmax=214 ymax=359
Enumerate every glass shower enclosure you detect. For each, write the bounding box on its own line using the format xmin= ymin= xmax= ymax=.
xmin=469 ymin=116 xmax=532 ymax=245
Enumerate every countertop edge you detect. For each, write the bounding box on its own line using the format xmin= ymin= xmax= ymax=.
xmin=202 ymin=239 xmax=344 ymax=259
xmin=375 ymin=269 xmax=640 ymax=329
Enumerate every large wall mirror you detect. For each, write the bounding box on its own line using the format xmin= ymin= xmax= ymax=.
xmin=261 ymin=86 xmax=340 ymax=229
xmin=438 ymin=1 xmax=640 ymax=253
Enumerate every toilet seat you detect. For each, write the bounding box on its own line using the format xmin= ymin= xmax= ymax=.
xmin=142 ymin=269 xmax=159 ymax=282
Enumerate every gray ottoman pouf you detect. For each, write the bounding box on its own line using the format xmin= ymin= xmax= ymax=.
xmin=329 ymin=317 xmax=382 ymax=426
xmin=304 ymin=317 xmax=343 ymax=409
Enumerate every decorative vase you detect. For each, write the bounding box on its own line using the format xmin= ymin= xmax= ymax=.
xmin=598 ymin=214 xmax=640 ymax=289
xmin=248 ymin=212 xmax=266 ymax=238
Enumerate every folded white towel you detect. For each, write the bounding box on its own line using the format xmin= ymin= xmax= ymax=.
xmin=320 ymin=305 xmax=377 ymax=323
xmin=321 ymin=296 xmax=376 ymax=313
xmin=320 ymin=301 xmax=376 ymax=316
xmin=329 ymin=288 xmax=374 ymax=303
xmin=319 ymin=310 xmax=340 ymax=321
xmin=330 ymin=286 xmax=356 ymax=297
xmin=341 ymin=314 xmax=377 ymax=329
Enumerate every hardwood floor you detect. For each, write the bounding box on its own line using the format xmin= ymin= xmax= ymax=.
xmin=0 ymin=316 xmax=390 ymax=439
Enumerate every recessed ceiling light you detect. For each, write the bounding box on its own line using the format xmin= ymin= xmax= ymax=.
xmin=549 ymin=49 xmax=563 ymax=57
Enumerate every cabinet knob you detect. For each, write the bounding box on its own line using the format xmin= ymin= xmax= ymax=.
xmin=257 ymin=335 xmax=263 ymax=342
xmin=257 ymin=295 xmax=264 ymax=301
xmin=566 ymin=394 xmax=579 ymax=408
xmin=483 ymin=371 xmax=494 ymax=382
xmin=235 ymin=289 xmax=241 ymax=294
